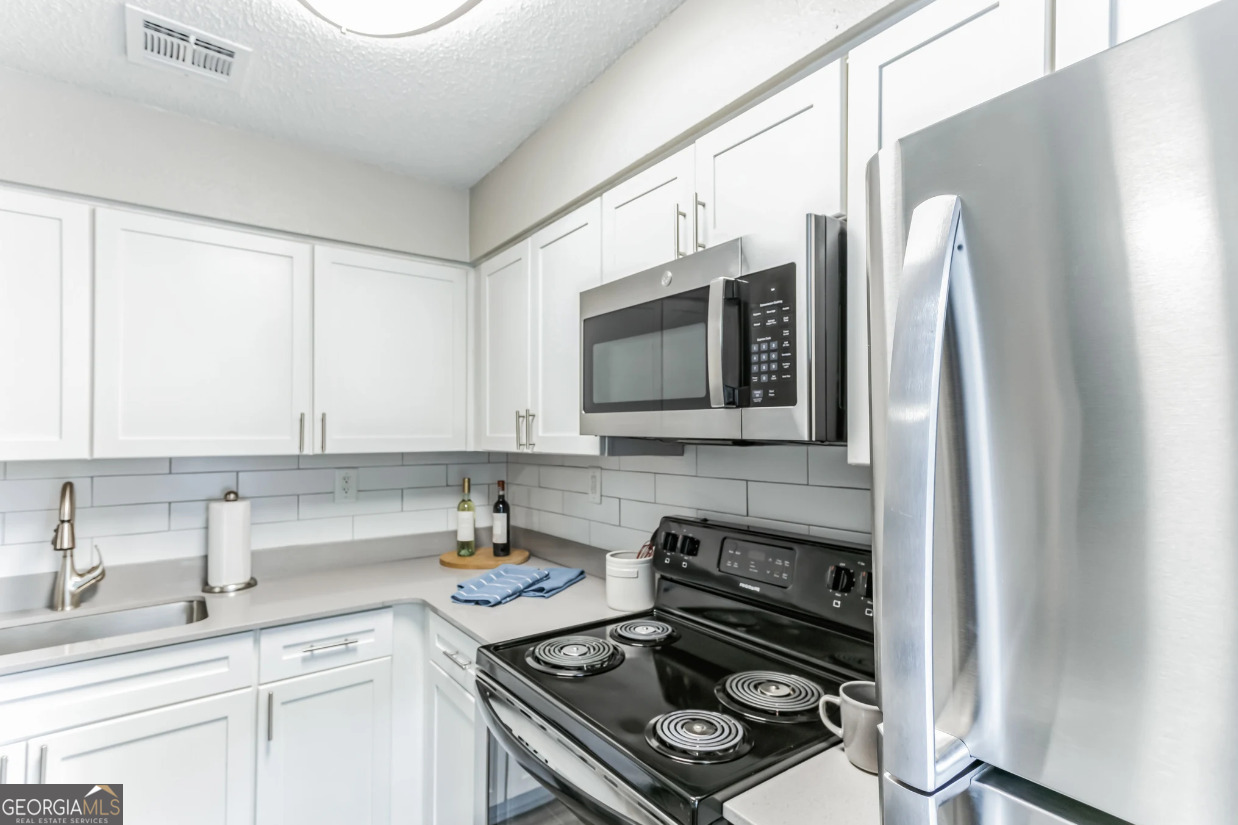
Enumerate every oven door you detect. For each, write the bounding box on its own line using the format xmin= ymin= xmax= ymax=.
xmin=580 ymin=241 xmax=744 ymax=440
xmin=476 ymin=672 xmax=677 ymax=825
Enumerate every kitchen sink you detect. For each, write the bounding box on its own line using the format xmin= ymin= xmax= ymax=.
xmin=0 ymin=599 xmax=208 ymax=657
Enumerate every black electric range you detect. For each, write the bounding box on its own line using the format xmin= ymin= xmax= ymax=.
xmin=475 ymin=517 xmax=875 ymax=825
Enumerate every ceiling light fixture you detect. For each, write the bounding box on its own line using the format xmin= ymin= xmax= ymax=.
xmin=296 ymin=0 xmax=484 ymax=37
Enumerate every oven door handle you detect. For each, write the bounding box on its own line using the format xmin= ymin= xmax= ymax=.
xmin=474 ymin=671 xmax=674 ymax=825
xmin=707 ymin=276 xmax=741 ymax=408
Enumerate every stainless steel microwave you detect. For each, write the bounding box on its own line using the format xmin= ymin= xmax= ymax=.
xmin=579 ymin=214 xmax=845 ymax=443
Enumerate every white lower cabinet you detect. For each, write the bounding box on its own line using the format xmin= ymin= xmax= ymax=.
xmin=30 ymin=689 xmax=256 ymax=825
xmin=257 ymin=658 xmax=392 ymax=825
xmin=0 ymin=741 xmax=25 ymax=784
xmin=427 ymin=661 xmax=481 ymax=825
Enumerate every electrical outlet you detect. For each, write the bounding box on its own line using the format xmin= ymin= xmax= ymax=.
xmin=588 ymin=467 xmax=602 ymax=504
xmin=335 ymin=468 xmax=358 ymax=503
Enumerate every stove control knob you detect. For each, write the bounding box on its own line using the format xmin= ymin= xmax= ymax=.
xmin=860 ymin=571 xmax=873 ymax=600
xmin=827 ymin=565 xmax=855 ymax=593
xmin=680 ymin=536 xmax=700 ymax=557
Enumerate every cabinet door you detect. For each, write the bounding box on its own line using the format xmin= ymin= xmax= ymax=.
xmin=427 ymin=662 xmax=482 ymax=825
xmin=31 ymin=689 xmax=255 ymax=825
xmin=314 ymin=247 xmax=467 ymax=454
xmin=695 ymin=64 xmax=843 ymax=267
xmin=94 ymin=210 xmax=312 ymax=457
xmin=258 ymin=658 xmax=391 ymax=825
xmin=1055 ymin=0 xmax=1218 ymax=68
xmin=475 ymin=243 xmax=531 ymax=452
xmin=0 ymin=742 xmax=25 ymax=784
xmin=845 ymin=0 xmax=1049 ymax=465
xmin=529 ymin=199 xmax=602 ymax=455
xmin=0 ymin=189 xmax=91 ymax=461
xmin=600 ymin=146 xmax=695 ymax=282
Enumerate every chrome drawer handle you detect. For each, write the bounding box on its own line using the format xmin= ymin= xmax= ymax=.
xmin=441 ymin=647 xmax=475 ymax=674
xmin=302 ymin=638 xmax=358 ymax=655
xmin=1 ymin=754 xmax=7 ymax=784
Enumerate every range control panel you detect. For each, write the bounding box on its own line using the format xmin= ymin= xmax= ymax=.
xmin=742 ymin=263 xmax=797 ymax=408
xmin=654 ymin=516 xmax=873 ymax=634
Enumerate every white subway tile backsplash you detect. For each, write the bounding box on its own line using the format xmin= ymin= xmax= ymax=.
xmin=300 ymin=453 xmax=403 ymax=469
xmin=95 ymin=529 xmax=206 ymax=566
xmin=655 ymin=474 xmax=746 ymax=513
xmin=0 ymin=541 xmax=66 ymax=577
xmin=697 ymin=445 xmax=808 ymax=484
xmin=238 ymin=469 xmax=332 ymax=498
xmin=96 ymin=472 xmax=236 ymax=506
xmin=251 ymin=496 xmax=301 ymax=524
xmin=538 ymin=466 xmax=592 ymax=494
xmin=252 ymin=517 xmax=353 ymax=550
xmin=620 ymin=500 xmax=695 ymax=533
xmin=528 ymin=486 xmax=564 ymax=513
xmin=403 ymin=486 xmax=467 ymax=512
xmin=355 ymin=509 xmax=447 ymax=540
xmin=807 ymin=446 xmax=872 ymax=489
xmin=562 ymin=493 xmax=619 ymax=525
xmin=560 ymin=454 xmax=621 ymax=469
xmin=748 ymin=482 xmax=872 ymax=533
xmin=0 ymin=477 xmax=93 ymax=512
xmin=172 ymin=456 xmax=299 ymax=473
xmin=511 ymin=453 xmax=567 ymax=466
xmin=404 ymin=451 xmax=487 ymax=465
xmin=601 ymin=470 xmax=655 ymax=502
xmin=360 ymin=464 xmax=446 ymax=491
xmin=4 ymin=459 xmax=169 ymax=479
xmin=299 ymin=490 xmax=402 ymax=520
xmin=448 ymin=462 xmax=506 ymax=486
xmin=510 ymin=464 xmax=540 ymax=486
xmin=4 ymin=504 xmax=168 ymax=544
xmin=536 ymin=511 xmax=591 ymax=545
xmin=589 ymin=522 xmax=651 ymax=552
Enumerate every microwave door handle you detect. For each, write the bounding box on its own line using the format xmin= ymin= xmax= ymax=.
xmin=707 ymin=277 xmax=738 ymax=408
xmin=881 ymin=194 xmax=976 ymax=793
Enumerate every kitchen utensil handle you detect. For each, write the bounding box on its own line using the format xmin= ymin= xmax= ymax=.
xmin=525 ymin=409 xmax=536 ymax=451
xmin=674 ymin=204 xmax=686 ymax=258
xmin=819 ymin=695 xmax=844 ymax=736
xmin=320 ymin=413 xmax=326 ymax=453
xmin=267 ymin=691 xmax=274 ymax=742
xmin=881 ymin=194 xmax=974 ymax=791
xmin=515 ymin=410 xmax=526 ymax=450
xmin=298 ymin=413 xmax=305 ymax=453
xmin=707 ymin=277 xmax=739 ymax=408
xmin=694 ymin=195 xmax=706 ymax=250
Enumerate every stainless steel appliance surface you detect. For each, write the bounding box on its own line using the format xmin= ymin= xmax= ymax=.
xmin=578 ymin=215 xmax=845 ymax=443
xmin=475 ymin=517 xmax=875 ymax=825
xmin=867 ymin=4 xmax=1238 ymax=823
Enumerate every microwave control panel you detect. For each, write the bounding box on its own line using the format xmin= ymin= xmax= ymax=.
xmin=742 ymin=263 xmax=796 ymax=407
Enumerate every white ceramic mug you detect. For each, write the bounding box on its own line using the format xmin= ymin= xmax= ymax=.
xmin=819 ymin=680 xmax=882 ymax=773
xmin=605 ymin=551 xmax=654 ymax=611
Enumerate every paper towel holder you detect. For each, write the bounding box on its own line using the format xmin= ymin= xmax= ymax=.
xmin=203 ymin=490 xmax=258 ymax=594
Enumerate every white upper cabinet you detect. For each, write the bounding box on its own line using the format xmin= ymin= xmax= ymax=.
xmin=601 ymin=146 xmax=695 ymax=282
xmin=845 ymin=0 xmax=1050 ymax=465
xmin=475 ymin=242 xmax=531 ymax=452
xmin=529 ymin=200 xmax=602 ymax=455
xmin=314 ymin=247 xmax=468 ymax=454
xmin=1055 ymin=0 xmax=1217 ymax=68
xmin=94 ymin=209 xmax=313 ymax=457
xmin=0 ymin=190 xmax=91 ymax=461
xmin=695 ymin=64 xmax=843 ymax=266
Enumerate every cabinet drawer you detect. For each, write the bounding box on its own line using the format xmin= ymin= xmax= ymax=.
xmin=259 ymin=609 xmax=392 ymax=683
xmin=0 ymin=633 xmax=254 ymax=743
xmin=428 ymin=613 xmax=479 ymax=690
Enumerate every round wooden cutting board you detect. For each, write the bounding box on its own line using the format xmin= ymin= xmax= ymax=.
xmin=439 ymin=547 xmax=530 ymax=569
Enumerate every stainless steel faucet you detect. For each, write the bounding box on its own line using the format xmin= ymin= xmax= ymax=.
xmin=51 ymin=482 xmax=105 ymax=611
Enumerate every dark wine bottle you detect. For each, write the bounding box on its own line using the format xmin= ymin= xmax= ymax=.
xmin=493 ymin=480 xmax=511 ymax=556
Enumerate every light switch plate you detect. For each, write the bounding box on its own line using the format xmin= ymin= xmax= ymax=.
xmin=588 ymin=467 xmax=602 ymax=504
xmin=335 ymin=468 xmax=358 ymax=503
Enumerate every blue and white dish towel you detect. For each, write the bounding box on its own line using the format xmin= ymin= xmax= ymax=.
xmin=451 ymin=564 xmax=584 ymax=607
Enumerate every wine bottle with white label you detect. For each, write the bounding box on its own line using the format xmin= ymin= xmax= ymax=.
xmin=493 ymin=480 xmax=510 ymax=557
xmin=456 ymin=477 xmax=475 ymax=556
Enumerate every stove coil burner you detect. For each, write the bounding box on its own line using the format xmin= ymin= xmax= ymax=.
xmin=609 ymin=620 xmax=677 ymax=647
xmin=646 ymin=710 xmax=753 ymax=764
xmin=717 ymin=671 xmax=825 ymax=723
xmin=527 ymin=636 xmax=624 ymax=677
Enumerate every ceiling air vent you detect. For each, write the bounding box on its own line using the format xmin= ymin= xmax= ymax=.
xmin=124 ymin=5 xmax=252 ymax=87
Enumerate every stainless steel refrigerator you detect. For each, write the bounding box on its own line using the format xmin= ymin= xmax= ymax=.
xmin=867 ymin=3 xmax=1238 ymax=823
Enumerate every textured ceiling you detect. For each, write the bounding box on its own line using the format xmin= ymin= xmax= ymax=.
xmin=0 ymin=0 xmax=686 ymax=186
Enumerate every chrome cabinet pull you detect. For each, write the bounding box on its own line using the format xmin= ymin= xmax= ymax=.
xmin=515 ymin=410 xmax=526 ymax=450
xmin=1 ymin=754 xmax=8 ymax=784
xmin=675 ymin=204 xmax=687 ymax=258
xmin=441 ymin=647 xmax=475 ymax=673
xmin=525 ymin=409 xmax=536 ymax=452
xmin=267 ymin=691 xmax=274 ymax=742
xmin=694 ymin=195 xmax=706 ymax=250
xmin=298 ymin=413 xmax=305 ymax=453
xmin=320 ymin=413 xmax=327 ymax=453
xmin=302 ymin=637 xmax=358 ymax=655
xmin=39 ymin=745 xmax=47 ymax=783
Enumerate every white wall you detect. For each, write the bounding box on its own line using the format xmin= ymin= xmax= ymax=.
xmin=509 ymin=446 xmax=872 ymax=553
xmin=0 ymin=67 xmax=470 ymax=261
xmin=469 ymin=0 xmax=912 ymax=258
xmin=0 ymin=453 xmax=505 ymax=579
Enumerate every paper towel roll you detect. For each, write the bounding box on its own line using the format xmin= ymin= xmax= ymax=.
xmin=206 ymin=491 xmax=254 ymax=591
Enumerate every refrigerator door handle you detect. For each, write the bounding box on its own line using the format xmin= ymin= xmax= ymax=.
xmin=880 ymin=194 xmax=975 ymax=793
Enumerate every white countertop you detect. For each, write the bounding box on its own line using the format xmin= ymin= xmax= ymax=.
xmin=0 ymin=551 xmax=627 ymax=677
xmin=725 ymin=746 xmax=881 ymax=825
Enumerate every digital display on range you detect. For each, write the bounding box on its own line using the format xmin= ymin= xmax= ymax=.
xmin=719 ymin=538 xmax=795 ymax=587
